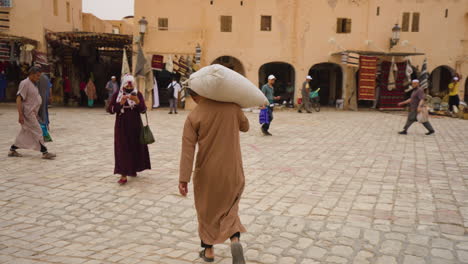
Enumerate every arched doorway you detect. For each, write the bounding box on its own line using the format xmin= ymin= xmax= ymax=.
xmin=258 ymin=62 xmax=295 ymax=105
xmin=308 ymin=63 xmax=343 ymax=105
xmin=430 ymin=66 xmax=454 ymax=96
xmin=212 ymin=56 xmax=245 ymax=76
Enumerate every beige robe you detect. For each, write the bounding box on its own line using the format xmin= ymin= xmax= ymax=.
xmin=180 ymin=99 xmax=249 ymax=245
xmin=14 ymin=78 xmax=44 ymax=151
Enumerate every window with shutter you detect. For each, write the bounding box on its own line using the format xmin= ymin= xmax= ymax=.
xmin=345 ymin=19 xmax=352 ymax=33
xmin=158 ymin=18 xmax=168 ymax=31
xmin=412 ymin=12 xmax=420 ymax=32
xmin=261 ymin=16 xmax=272 ymax=31
xmin=221 ymin=16 xmax=232 ymax=32
xmin=402 ymin=12 xmax=410 ymax=32
xmin=336 ymin=18 xmax=351 ymax=33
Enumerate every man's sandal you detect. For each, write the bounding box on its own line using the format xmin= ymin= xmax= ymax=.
xmin=8 ymin=151 xmax=23 ymax=157
xmin=199 ymin=249 xmax=214 ymax=263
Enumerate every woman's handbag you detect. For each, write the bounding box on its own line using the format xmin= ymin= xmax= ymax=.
xmin=140 ymin=112 xmax=155 ymax=145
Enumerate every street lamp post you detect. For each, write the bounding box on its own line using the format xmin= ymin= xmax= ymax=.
xmin=390 ymin=23 xmax=401 ymax=49
xmin=138 ymin=17 xmax=148 ymax=46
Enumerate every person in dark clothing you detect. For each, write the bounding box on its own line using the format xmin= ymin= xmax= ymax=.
xmin=260 ymin=75 xmax=280 ymax=136
xmin=107 ymin=74 xmax=151 ymax=185
xmin=398 ymin=80 xmax=435 ymax=135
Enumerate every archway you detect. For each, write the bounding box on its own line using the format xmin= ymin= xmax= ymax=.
xmin=258 ymin=62 xmax=295 ymax=105
xmin=308 ymin=63 xmax=343 ymax=105
xmin=429 ymin=66 xmax=455 ymax=96
xmin=212 ymin=56 xmax=245 ymax=76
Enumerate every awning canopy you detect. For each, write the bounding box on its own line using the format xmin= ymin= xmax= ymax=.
xmin=332 ymin=50 xmax=425 ymax=57
xmin=46 ymin=32 xmax=132 ymax=50
xmin=0 ymin=32 xmax=38 ymax=45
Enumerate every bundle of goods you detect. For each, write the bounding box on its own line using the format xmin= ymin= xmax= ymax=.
xmin=184 ymin=64 xmax=268 ymax=108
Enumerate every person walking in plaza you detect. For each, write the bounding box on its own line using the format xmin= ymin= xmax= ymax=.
xmin=107 ymin=74 xmax=151 ymax=185
xmin=298 ymin=76 xmax=313 ymax=113
xmin=8 ymin=66 xmax=56 ymax=159
xmin=398 ymin=79 xmax=435 ymax=135
xmin=105 ymin=76 xmax=119 ymax=108
xmin=179 ymin=89 xmax=248 ymax=264
xmin=261 ymin=75 xmax=280 ymax=136
xmin=168 ymin=77 xmax=181 ymax=114
xmin=85 ymin=76 xmax=97 ymax=108
xmin=448 ymin=76 xmax=461 ymax=115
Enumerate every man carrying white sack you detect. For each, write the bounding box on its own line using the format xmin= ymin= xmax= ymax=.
xmin=179 ymin=64 xmax=267 ymax=264
xmin=179 ymin=88 xmax=249 ymax=264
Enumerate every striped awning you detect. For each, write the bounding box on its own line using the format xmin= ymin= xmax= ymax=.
xmin=0 ymin=32 xmax=38 ymax=45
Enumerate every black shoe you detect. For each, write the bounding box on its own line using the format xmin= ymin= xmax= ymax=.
xmin=307 ymin=111 xmax=312 ymax=113
xmin=266 ymin=132 xmax=273 ymax=136
xmin=199 ymin=249 xmax=214 ymax=263
xmin=298 ymin=110 xmax=302 ymax=113
xmin=175 ymin=112 xmax=178 ymax=114
xmin=398 ymin=131 xmax=407 ymax=135
xmin=261 ymin=127 xmax=269 ymax=136
xmin=426 ymin=131 xmax=435 ymax=135
xmin=169 ymin=112 xmax=173 ymax=114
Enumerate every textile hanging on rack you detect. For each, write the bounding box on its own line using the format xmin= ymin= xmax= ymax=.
xmin=191 ymin=56 xmax=199 ymax=72
xmin=419 ymin=58 xmax=429 ymax=90
xmin=358 ymin=56 xmax=378 ymax=100
xmin=152 ymin=77 xmax=159 ymax=108
xmin=341 ymin=52 xmax=359 ymax=67
xmin=33 ymin=51 xmax=50 ymax=73
xmin=378 ymin=61 xmax=406 ymax=109
xmin=121 ymin=49 xmax=130 ymax=77
xmin=186 ymin=55 xmax=193 ymax=76
xmin=165 ymin=55 xmax=174 ymax=73
xmin=19 ymin=47 xmax=33 ymax=65
xmin=173 ymin=55 xmax=180 ymax=73
xmin=387 ymin=57 xmax=397 ymax=91
xmin=134 ymin=45 xmax=147 ymax=77
xmin=178 ymin=56 xmax=189 ymax=77
xmin=404 ymin=60 xmax=414 ymax=92
xmin=151 ymin=55 xmax=163 ymax=71
xmin=0 ymin=41 xmax=10 ymax=61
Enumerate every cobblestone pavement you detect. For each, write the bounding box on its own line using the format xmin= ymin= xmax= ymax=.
xmin=1 ymin=104 xmax=468 ymax=264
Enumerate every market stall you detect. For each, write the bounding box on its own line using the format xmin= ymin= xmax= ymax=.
xmin=46 ymin=32 xmax=132 ymax=106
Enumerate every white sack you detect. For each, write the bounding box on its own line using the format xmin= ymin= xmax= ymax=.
xmin=185 ymin=64 xmax=268 ymax=108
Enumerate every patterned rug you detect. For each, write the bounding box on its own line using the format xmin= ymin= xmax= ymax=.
xmin=358 ymin=56 xmax=378 ymax=100
xmin=378 ymin=61 xmax=406 ymax=110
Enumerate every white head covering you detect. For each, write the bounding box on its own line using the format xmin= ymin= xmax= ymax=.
xmin=116 ymin=74 xmax=138 ymax=113
xmin=268 ymin=75 xmax=276 ymax=80
xmin=306 ymin=76 xmax=312 ymax=80
xmin=111 ymin=76 xmax=116 ymax=79
xmin=412 ymin=79 xmax=420 ymax=83
xmin=453 ymin=76 xmax=459 ymax=81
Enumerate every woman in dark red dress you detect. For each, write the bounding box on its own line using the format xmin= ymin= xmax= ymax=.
xmin=107 ymin=74 xmax=151 ymax=184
